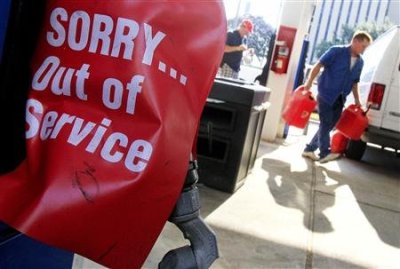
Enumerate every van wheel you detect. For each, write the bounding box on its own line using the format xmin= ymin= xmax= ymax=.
xmin=345 ymin=140 xmax=367 ymax=161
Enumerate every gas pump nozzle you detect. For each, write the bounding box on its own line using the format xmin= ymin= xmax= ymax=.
xmin=159 ymin=155 xmax=218 ymax=269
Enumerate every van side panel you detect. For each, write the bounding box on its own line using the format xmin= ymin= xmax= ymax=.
xmin=359 ymin=27 xmax=399 ymax=130
xmin=381 ymin=51 xmax=400 ymax=131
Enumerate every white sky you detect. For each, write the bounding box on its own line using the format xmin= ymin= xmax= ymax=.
xmin=222 ymin=0 xmax=283 ymax=27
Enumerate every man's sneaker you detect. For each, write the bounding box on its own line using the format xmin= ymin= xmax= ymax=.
xmin=319 ymin=153 xmax=340 ymax=163
xmin=302 ymin=151 xmax=319 ymax=161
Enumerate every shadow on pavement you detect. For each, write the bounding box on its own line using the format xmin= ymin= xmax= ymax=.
xmin=334 ymin=146 xmax=400 ymax=248
xmin=261 ymin=158 xmax=339 ymax=234
xmin=261 ymin=147 xmax=400 ymax=249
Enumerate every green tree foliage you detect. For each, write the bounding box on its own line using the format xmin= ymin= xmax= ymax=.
xmin=315 ymin=20 xmax=394 ymax=58
xmin=227 ymin=15 xmax=275 ymax=59
xmin=341 ymin=19 xmax=395 ymax=42
xmin=315 ymin=40 xmax=337 ymax=59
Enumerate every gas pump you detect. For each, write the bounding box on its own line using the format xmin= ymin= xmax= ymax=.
xmin=262 ymin=0 xmax=315 ymax=142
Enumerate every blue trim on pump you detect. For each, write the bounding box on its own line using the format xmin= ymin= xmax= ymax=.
xmin=0 ymin=234 xmax=74 ymax=269
xmin=283 ymin=38 xmax=310 ymax=138
xmin=0 ymin=0 xmax=12 ymax=62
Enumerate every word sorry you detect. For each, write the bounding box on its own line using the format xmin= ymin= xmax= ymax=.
xmin=47 ymin=7 xmax=166 ymax=64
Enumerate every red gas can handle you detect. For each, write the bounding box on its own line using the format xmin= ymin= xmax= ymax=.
xmin=298 ymin=85 xmax=315 ymax=100
xmin=348 ymin=104 xmax=368 ymax=116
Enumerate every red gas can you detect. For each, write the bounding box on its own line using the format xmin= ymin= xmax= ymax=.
xmin=331 ymin=130 xmax=349 ymax=153
xmin=282 ymin=85 xmax=317 ymax=129
xmin=336 ymin=104 xmax=368 ymax=140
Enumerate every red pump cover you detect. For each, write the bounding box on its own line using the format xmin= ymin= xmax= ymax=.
xmin=0 ymin=1 xmax=226 ymax=268
xmin=336 ymin=104 xmax=368 ymax=140
xmin=282 ymin=85 xmax=317 ymax=129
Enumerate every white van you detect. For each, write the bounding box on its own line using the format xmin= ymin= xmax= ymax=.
xmin=345 ymin=25 xmax=400 ymax=160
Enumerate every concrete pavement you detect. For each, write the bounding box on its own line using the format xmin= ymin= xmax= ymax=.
xmin=74 ymin=124 xmax=400 ymax=269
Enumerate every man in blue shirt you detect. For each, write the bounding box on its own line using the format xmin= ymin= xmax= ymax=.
xmin=218 ymin=19 xmax=253 ymax=79
xmin=302 ymin=31 xmax=372 ymax=163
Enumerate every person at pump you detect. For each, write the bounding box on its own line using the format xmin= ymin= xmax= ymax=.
xmin=218 ymin=19 xmax=254 ymax=79
xmin=302 ymin=30 xmax=372 ymax=163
